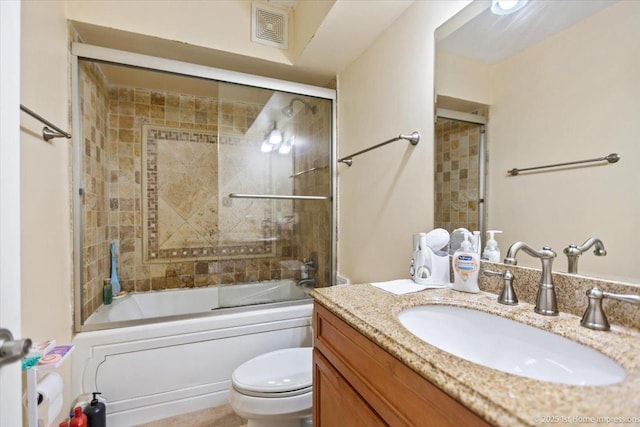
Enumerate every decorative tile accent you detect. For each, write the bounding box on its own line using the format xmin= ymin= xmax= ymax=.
xmin=142 ymin=125 xmax=275 ymax=262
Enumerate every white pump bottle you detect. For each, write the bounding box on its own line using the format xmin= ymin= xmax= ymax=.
xmin=482 ymin=230 xmax=503 ymax=262
xmin=452 ymin=231 xmax=480 ymax=293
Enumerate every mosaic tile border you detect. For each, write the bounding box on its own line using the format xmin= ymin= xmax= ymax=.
xmin=142 ymin=124 xmax=274 ymax=262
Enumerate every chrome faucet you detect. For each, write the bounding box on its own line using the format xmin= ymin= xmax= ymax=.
xmin=504 ymin=242 xmax=558 ymax=315
xmin=297 ymin=253 xmax=318 ymax=288
xmin=297 ymin=278 xmax=316 ymax=288
xmin=563 ymin=237 xmax=606 ymax=274
xmin=581 ymin=286 xmax=640 ymax=331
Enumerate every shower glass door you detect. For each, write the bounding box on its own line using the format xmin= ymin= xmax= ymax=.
xmin=216 ymin=83 xmax=333 ymax=308
xmin=75 ymin=51 xmax=334 ymax=330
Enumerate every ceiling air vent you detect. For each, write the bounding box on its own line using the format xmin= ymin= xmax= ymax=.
xmin=252 ymin=2 xmax=289 ymax=50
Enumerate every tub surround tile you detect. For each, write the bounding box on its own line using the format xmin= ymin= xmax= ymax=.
xmin=311 ymin=275 xmax=640 ymax=426
xmin=79 ymin=59 xmax=111 ymax=321
xmin=435 ymin=108 xmax=487 ymax=232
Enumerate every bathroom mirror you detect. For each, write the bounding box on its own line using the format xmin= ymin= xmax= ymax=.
xmin=434 ymin=0 xmax=640 ymax=283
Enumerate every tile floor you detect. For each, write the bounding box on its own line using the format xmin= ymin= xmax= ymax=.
xmin=136 ymin=405 xmax=246 ymax=427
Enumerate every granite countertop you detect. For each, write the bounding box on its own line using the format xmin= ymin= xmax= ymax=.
xmin=311 ymin=284 xmax=640 ymax=426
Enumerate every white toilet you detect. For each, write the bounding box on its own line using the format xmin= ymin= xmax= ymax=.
xmin=229 ymin=347 xmax=313 ymax=427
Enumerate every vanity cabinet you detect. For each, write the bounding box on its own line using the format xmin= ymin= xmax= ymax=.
xmin=313 ymin=302 xmax=489 ymax=426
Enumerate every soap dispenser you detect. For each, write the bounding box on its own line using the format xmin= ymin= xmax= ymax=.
xmin=83 ymin=392 xmax=106 ymax=427
xmin=482 ymin=230 xmax=503 ymax=262
xmin=452 ymin=231 xmax=480 ymax=293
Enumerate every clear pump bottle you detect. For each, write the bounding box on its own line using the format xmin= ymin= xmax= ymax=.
xmin=482 ymin=230 xmax=503 ymax=262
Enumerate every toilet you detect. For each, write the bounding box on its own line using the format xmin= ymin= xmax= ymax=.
xmin=229 ymin=347 xmax=313 ymax=427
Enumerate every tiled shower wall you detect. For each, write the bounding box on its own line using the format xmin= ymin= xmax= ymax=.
xmin=80 ymin=61 xmax=111 ymax=316
xmin=293 ymin=101 xmax=332 ymax=287
xmin=434 ymin=109 xmax=487 ymax=233
xmin=79 ymin=61 xmax=332 ymax=321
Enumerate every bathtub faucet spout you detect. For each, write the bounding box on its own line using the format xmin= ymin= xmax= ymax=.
xmin=297 ymin=278 xmax=316 ymax=288
xmin=298 ymin=252 xmax=318 ymax=288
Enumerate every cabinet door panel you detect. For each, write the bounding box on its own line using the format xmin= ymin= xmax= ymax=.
xmin=314 ymin=349 xmax=387 ymax=427
xmin=314 ymin=302 xmax=490 ymax=427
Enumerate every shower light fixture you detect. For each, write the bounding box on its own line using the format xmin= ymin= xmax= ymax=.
xmin=281 ymin=97 xmax=317 ymax=118
xmin=261 ymin=140 xmax=274 ymax=153
xmin=261 ymin=122 xmax=293 ymax=155
xmin=267 ymin=122 xmax=283 ymax=145
xmin=278 ymin=136 xmax=294 ymax=155
xmin=491 ymin=0 xmax=528 ymax=15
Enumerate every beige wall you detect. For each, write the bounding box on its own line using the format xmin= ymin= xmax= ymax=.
xmin=66 ymin=0 xmax=293 ymax=64
xmin=292 ymin=0 xmax=336 ymax=59
xmin=436 ymin=52 xmax=491 ymax=105
xmin=337 ymin=1 xmax=471 ymax=283
xmin=487 ymin=1 xmax=640 ymax=282
xmin=20 ymin=0 xmax=72 ymax=424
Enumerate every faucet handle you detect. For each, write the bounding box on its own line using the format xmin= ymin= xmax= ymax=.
xmin=581 ymin=287 xmax=640 ymax=331
xmin=484 ymin=269 xmax=517 ymax=306
xmin=580 ymin=287 xmax=608 ymax=331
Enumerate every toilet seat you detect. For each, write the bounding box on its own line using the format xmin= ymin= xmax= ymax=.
xmin=232 ymin=347 xmax=312 ymax=397
xmin=229 ymin=387 xmax=312 ymax=420
xmin=233 ymin=384 xmax=312 ymax=398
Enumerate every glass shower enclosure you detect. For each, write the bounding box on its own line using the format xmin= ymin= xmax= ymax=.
xmin=72 ymin=45 xmax=335 ymax=331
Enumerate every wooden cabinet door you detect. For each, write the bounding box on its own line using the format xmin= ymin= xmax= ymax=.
xmin=313 ymin=302 xmax=491 ymax=427
xmin=314 ymin=349 xmax=387 ymax=427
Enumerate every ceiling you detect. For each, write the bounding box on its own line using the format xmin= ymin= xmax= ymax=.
xmin=72 ymin=0 xmax=415 ymax=87
xmin=437 ymin=0 xmax=619 ymax=64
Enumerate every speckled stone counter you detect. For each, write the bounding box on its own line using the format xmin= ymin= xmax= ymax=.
xmin=311 ymin=284 xmax=640 ymax=427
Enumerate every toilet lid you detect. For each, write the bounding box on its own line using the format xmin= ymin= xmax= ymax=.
xmin=232 ymin=347 xmax=312 ymax=395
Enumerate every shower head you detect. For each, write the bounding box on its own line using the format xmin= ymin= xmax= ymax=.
xmin=282 ymin=104 xmax=295 ymax=118
xmin=282 ymin=97 xmax=317 ymax=118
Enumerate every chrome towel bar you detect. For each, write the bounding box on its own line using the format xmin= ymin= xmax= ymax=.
xmin=20 ymin=104 xmax=72 ymax=142
xmin=229 ymin=193 xmax=329 ymax=201
xmin=338 ymin=131 xmax=420 ymax=166
xmin=289 ymin=166 xmax=328 ymax=178
xmin=508 ymin=153 xmax=620 ymax=176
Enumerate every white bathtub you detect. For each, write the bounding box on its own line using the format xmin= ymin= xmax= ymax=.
xmin=72 ymin=280 xmax=313 ymax=426
xmin=84 ymin=280 xmax=309 ymax=325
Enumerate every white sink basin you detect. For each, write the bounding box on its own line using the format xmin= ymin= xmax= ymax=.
xmin=398 ymin=305 xmax=626 ymax=386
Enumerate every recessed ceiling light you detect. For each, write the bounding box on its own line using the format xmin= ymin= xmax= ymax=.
xmin=491 ymin=0 xmax=528 ymax=16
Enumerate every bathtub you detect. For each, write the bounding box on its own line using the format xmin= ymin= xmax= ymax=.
xmin=71 ymin=280 xmax=313 ymax=425
xmin=84 ymin=279 xmax=309 ymax=326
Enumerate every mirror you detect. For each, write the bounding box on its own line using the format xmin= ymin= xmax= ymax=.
xmin=435 ymin=0 xmax=639 ymax=283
